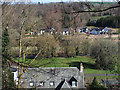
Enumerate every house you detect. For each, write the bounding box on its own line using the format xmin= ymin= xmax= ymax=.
xmin=80 ymin=27 xmax=88 ymax=33
xmin=89 ymin=28 xmax=101 ymax=35
xmin=13 ymin=63 xmax=85 ymax=89
xmin=45 ymin=28 xmax=56 ymax=35
xmin=76 ymin=27 xmax=89 ymax=33
xmin=37 ymin=28 xmax=55 ymax=35
xmin=40 ymin=30 xmax=45 ymax=35
xmin=30 ymin=32 xmax=35 ymax=35
xmin=10 ymin=67 xmax=18 ymax=85
xmin=101 ymin=27 xmax=112 ymax=34
xmin=76 ymin=27 xmax=82 ymax=33
xmin=62 ymin=28 xmax=72 ymax=35
xmin=101 ymin=28 xmax=108 ymax=34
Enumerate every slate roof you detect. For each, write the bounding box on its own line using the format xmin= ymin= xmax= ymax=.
xmin=62 ymin=28 xmax=71 ymax=32
xmin=45 ymin=28 xmax=55 ymax=32
xmin=21 ymin=67 xmax=85 ymax=89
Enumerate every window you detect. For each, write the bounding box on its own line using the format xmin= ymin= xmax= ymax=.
xmin=29 ymin=81 xmax=34 ymax=87
xmin=72 ymin=81 xmax=77 ymax=87
xmin=68 ymin=76 xmax=77 ymax=87
xmin=40 ymin=81 xmax=45 ymax=87
xmin=49 ymin=81 xmax=55 ymax=86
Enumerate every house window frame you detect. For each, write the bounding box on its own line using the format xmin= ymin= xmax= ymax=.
xmin=72 ymin=81 xmax=77 ymax=87
xmin=40 ymin=81 xmax=45 ymax=87
xmin=29 ymin=81 xmax=34 ymax=87
xmin=49 ymin=81 xmax=55 ymax=86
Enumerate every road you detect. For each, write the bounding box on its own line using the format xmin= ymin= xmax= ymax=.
xmin=85 ymin=73 xmax=119 ymax=77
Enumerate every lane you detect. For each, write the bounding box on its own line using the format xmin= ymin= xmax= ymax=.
xmin=85 ymin=73 xmax=119 ymax=77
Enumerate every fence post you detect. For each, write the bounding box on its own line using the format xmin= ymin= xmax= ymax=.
xmin=105 ymin=73 xmax=107 ymax=88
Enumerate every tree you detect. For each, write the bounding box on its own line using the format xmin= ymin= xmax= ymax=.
xmin=2 ymin=25 xmax=9 ymax=64
xmin=63 ymin=2 xmax=120 ymax=14
xmin=90 ymin=39 xmax=118 ymax=70
xmin=43 ymin=6 xmax=62 ymax=33
xmin=36 ymin=34 xmax=59 ymax=58
xmin=2 ymin=68 xmax=15 ymax=89
xmin=2 ymin=25 xmax=16 ymax=89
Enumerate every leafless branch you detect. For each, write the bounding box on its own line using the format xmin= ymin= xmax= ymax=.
xmin=64 ymin=5 xmax=120 ymax=14
xmin=19 ymin=50 xmax=41 ymax=77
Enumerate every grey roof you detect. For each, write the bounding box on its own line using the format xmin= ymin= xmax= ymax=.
xmin=45 ymin=28 xmax=55 ymax=32
xmin=62 ymin=28 xmax=71 ymax=32
xmin=21 ymin=67 xmax=85 ymax=89
xmin=91 ymin=28 xmax=101 ymax=31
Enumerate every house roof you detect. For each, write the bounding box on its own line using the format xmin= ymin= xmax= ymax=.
xmin=22 ymin=67 xmax=82 ymax=80
xmin=21 ymin=67 xmax=84 ymax=88
xmin=91 ymin=28 xmax=101 ymax=31
xmin=61 ymin=79 xmax=72 ymax=89
xmin=62 ymin=28 xmax=72 ymax=32
xmin=55 ymin=79 xmax=72 ymax=90
xmin=45 ymin=28 xmax=55 ymax=32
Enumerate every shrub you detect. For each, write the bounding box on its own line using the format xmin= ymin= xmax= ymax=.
xmin=87 ymin=77 xmax=106 ymax=90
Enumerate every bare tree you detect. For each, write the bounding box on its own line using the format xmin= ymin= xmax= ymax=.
xmin=62 ymin=1 xmax=120 ymax=14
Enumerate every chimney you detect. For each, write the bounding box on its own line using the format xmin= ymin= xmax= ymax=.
xmin=80 ymin=63 xmax=83 ymax=72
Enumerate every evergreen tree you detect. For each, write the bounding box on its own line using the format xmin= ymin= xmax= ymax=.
xmin=2 ymin=26 xmax=16 ymax=89
xmin=2 ymin=26 xmax=10 ymax=64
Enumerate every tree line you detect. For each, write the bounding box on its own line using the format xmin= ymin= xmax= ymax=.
xmin=87 ymin=16 xmax=120 ymax=28
xmin=2 ymin=3 xmax=90 ymax=33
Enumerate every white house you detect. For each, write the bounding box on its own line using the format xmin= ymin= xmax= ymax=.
xmin=30 ymin=32 xmax=35 ymax=35
xmin=62 ymin=28 xmax=71 ymax=35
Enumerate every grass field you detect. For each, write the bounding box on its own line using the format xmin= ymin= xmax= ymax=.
xmin=12 ymin=56 xmax=114 ymax=75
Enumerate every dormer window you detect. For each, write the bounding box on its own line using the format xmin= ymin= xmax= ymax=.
xmin=49 ymin=81 xmax=55 ymax=86
xmin=40 ymin=81 xmax=45 ymax=87
xmin=68 ymin=77 xmax=77 ymax=87
xmin=72 ymin=81 xmax=77 ymax=87
xmin=29 ymin=81 xmax=34 ymax=87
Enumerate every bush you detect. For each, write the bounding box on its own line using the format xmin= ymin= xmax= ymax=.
xmin=86 ymin=21 xmax=96 ymax=26
xmin=87 ymin=77 xmax=106 ymax=90
xmin=95 ymin=16 xmax=120 ymax=28
xmin=86 ymin=16 xmax=120 ymax=28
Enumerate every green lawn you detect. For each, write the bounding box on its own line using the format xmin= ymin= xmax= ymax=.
xmin=12 ymin=56 xmax=113 ymax=75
